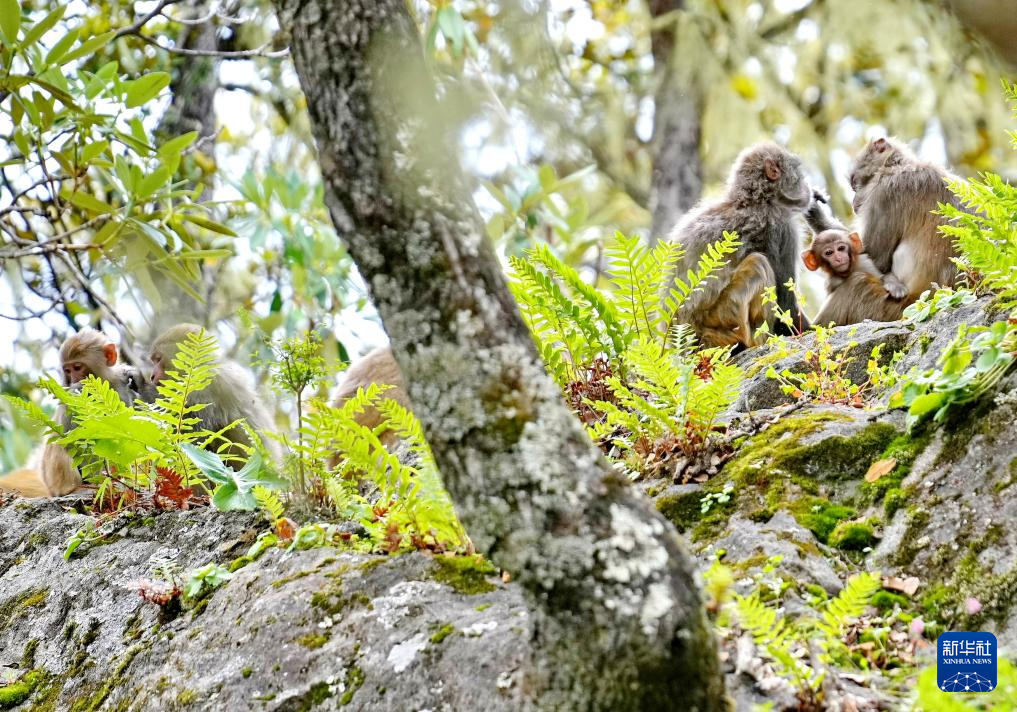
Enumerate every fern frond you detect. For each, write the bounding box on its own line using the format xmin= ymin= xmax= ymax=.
xmin=253 ymin=486 xmax=286 ymax=523
xmin=3 ymin=392 xmax=62 ymax=435
xmin=816 ymin=571 xmax=880 ymax=640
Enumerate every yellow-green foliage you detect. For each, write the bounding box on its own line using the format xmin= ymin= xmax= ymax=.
xmin=507 ymin=232 xmax=744 ymax=469
xmin=733 ymin=571 xmax=881 ymax=697
xmin=295 ymin=388 xmax=467 ymax=553
xmin=588 ymin=332 xmax=741 ymax=455
xmin=5 ymin=329 xmax=239 ymax=494
xmin=507 ymin=231 xmax=740 ymax=386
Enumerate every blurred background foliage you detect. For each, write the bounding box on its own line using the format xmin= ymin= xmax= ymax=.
xmin=1 ymin=0 xmax=1014 ymax=464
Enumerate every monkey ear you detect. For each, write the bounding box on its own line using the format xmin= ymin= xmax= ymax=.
xmin=103 ymin=343 xmax=118 ymax=366
xmin=873 ymin=137 xmax=888 ymax=152
xmin=849 ymin=231 xmax=864 ymax=253
xmin=763 ymin=158 xmax=782 ymax=182
xmin=802 ymin=252 xmax=819 ymax=271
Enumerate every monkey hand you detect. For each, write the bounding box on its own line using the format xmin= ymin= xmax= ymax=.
xmin=810 ymin=187 xmax=830 ymax=205
xmin=882 ymin=274 xmax=909 ymax=300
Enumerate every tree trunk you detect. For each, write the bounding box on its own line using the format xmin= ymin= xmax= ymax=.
xmin=272 ymin=0 xmax=724 ymax=708
xmin=647 ymin=0 xmax=703 ymax=243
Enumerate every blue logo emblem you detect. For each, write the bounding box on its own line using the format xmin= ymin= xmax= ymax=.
xmin=938 ymin=632 xmax=997 ymax=692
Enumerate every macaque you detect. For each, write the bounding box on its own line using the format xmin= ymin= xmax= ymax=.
xmin=149 ymin=324 xmax=279 ymax=466
xmin=666 ymin=142 xmax=815 ymax=348
xmin=0 ymin=329 xmax=154 ymax=497
xmin=803 ymin=229 xmax=910 ymax=325
xmin=331 ymin=346 xmax=410 ymax=447
xmin=807 ymin=137 xmax=960 ymax=299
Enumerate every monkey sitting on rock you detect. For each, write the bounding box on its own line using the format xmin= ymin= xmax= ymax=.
xmin=803 ymin=228 xmax=909 ymax=326
xmin=665 ymin=141 xmax=817 ymax=348
xmin=0 ymin=329 xmax=154 ymax=497
xmin=805 ymin=136 xmax=962 ymax=325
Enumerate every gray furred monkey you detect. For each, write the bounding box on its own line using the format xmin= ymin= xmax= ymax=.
xmin=665 ymin=142 xmax=815 ymax=347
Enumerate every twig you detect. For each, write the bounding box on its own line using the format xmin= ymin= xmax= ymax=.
xmin=133 ymin=33 xmax=288 ymax=59
xmin=112 ymin=0 xmax=180 ymax=40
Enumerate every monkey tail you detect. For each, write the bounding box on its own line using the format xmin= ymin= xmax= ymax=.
xmin=0 ymin=467 xmax=49 ymax=498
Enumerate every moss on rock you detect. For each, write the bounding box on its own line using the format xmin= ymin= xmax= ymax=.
xmin=432 ymin=555 xmax=497 ymax=595
xmin=0 ymin=670 xmax=46 ymax=709
xmin=827 ymin=520 xmax=877 ymax=551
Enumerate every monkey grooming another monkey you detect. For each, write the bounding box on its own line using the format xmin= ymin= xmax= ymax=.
xmin=666 ymin=142 xmax=815 ymax=348
xmin=149 ymin=324 xmax=279 ymax=466
xmin=807 ymin=137 xmax=961 ymax=300
xmin=0 ymin=329 xmax=154 ymax=497
xmin=803 ymin=229 xmax=910 ymax=325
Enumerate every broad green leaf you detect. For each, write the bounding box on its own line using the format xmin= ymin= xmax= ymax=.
xmin=158 ymin=131 xmax=199 ymax=159
xmin=210 ymin=453 xmax=285 ymax=512
xmin=60 ymin=30 xmax=116 ymax=65
xmin=136 ymin=165 xmax=171 ymax=199
xmin=92 ymin=219 xmax=123 ymax=245
xmin=44 ymin=28 xmax=79 ymax=66
xmin=123 ymin=71 xmax=171 ymax=108
xmin=908 ymin=392 xmax=947 ymax=418
xmin=21 ymin=5 xmax=64 ymax=49
xmin=25 ymin=76 xmax=81 ymax=109
xmin=0 ymin=0 xmax=20 ymax=44
xmin=179 ymin=212 xmax=237 ymax=236
xmin=80 ymin=139 xmax=109 ymax=164
xmin=62 ymin=413 xmax=167 ymax=466
xmin=181 ymin=442 xmax=230 ymax=483
xmin=84 ymin=60 xmax=118 ymax=99
xmin=59 ymin=188 xmax=114 ymax=215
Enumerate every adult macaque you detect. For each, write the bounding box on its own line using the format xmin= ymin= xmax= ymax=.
xmin=0 ymin=329 xmax=153 ymax=497
xmin=803 ymin=229 xmax=910 ymax=325
xmin=149 ymin=324 xmax=279 ymax=466
xmin=808 ymin=137 xmax=960 ymax=299
xmin=332 ymin=346 xmax=410 ymax=447
xmin=667 ymin=142 xmax=815 ymax=348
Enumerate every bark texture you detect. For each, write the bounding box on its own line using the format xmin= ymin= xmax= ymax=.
xmin=648 ymin=0 xmax=703 ymax=243
xmin=272 ymin=0 xmax=724 ymax=708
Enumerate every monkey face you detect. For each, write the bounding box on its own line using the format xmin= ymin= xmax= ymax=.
xmin=772 ymin=154 xmax=811 ymax=209
xmin=823 ymin=242 xmax=852 ymax=275
xmin=63 ymin=361 xmax=91 ymax=386
xmin=150 ymin=352 xmax=167 ymax=384
xmin=850 ymin=137 xmax=902 ymax=213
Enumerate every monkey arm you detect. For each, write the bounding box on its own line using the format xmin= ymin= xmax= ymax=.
xmin=804 ymin=191 xmax=847 ymax=234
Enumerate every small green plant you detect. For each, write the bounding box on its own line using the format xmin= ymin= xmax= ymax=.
xmin=5 ymin=329 xmax=270 ymax=504
xmin=508 ymin=231 xmax=740 ymax=385
xmin=183 ymin=563 xmax=234 ymax=600
xmin=293 ymin=388 xmax=468 ymax=553
xmin=252 ymin=326 xmax=329 ymax=496
xmin=700 ymin=484 xmax=734 ymax=514
xmin=890 ymin=320 xmax=1017 ymax=428
xmin=181 ymin=445 xmax=288 ymax=512
xmin=765 ymin=325 xmax=863 ymax=406
xmin=903 ymin=288 xmax=977 ymax=322
xmin=587 ymin=332 xmax=741 ymax=473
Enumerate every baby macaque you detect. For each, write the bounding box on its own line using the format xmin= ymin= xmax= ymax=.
xmin=803 ymin=229 xmax=910 ymax=325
